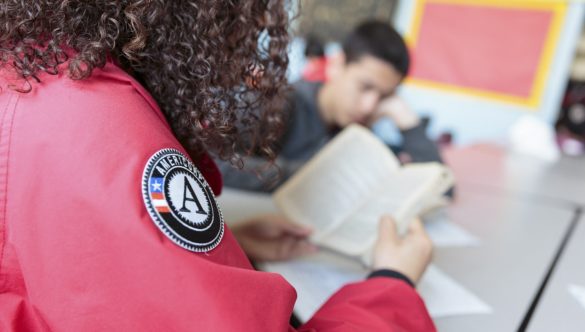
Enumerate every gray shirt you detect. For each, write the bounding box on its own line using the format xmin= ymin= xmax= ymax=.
xmin=218 ymin=80 xmax=444 ymax=192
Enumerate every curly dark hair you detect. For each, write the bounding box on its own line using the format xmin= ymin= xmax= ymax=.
xmin=0 ymin=0 xmax=290 ymax=164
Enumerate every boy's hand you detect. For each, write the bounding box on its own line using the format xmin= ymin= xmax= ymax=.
xmin=373 ymin=96 xmax=420 ymax=130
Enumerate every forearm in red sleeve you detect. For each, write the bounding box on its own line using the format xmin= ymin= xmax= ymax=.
xmin=297 ymin=277 xmax=436 ymax=332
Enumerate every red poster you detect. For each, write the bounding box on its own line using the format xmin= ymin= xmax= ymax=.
xmin=408 ymin=1 xmax=559 ymax=102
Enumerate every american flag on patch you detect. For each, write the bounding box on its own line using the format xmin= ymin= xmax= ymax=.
xmin=150 ymin=177 xmax=169 ymax=213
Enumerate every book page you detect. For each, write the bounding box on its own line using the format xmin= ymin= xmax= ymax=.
xmin=273 ymin=125 xmax=400 ymax=241
xmin=318 ymin=164 xmax=453 ymax=256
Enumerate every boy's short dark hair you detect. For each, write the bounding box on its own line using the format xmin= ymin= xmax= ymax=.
xmin=304 ymin=35 xmax=325 ymax=58
xmin=342 ymin=21 xmax=410 ymax=76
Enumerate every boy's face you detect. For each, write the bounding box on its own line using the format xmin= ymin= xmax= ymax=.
xmin=326 ymin=55 xmax=403 ymax=127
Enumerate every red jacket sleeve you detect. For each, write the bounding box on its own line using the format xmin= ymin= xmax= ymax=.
xmin=0 ymin=67 xmax=294 ymax=332
xmin=297 ymin=277 xmax=435 ymax=331
xmin=0 ymin=62 xmax=435 ymax=332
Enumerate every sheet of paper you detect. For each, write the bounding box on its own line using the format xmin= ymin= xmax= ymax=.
xmin=568 ymin=284 xmax=585 ymax=311
xmin=417 ymin=265 xmax=492 ymax=318
xmin=261 ymin=252 xmax=368 ymax=322
xmin=262 ymin=252 xmax=491 ymax=322
xmin=423 ymin=210 xmax=481 ymax=247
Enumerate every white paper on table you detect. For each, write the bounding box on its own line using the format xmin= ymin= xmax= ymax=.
xmin=568 ymin=284 xmax=585 ymax=310
xmin=264 ymin=253 xmax=365 ymax=322
xmin=262 ymin=252 xmax=492 ymax=322
xmin=417 ymin=265 xmax=492 ymax=318
xmin=423 ymin=210 xmax=481 ymax=247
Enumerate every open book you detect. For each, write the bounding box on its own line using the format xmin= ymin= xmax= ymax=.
xmin=273 ymin=124 xmax=454 ymax=265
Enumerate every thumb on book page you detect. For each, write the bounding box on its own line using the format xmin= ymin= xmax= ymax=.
xmin=378 ymin=215 xmax=399 ymax=243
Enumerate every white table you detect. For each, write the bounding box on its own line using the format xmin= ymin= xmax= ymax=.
xmin=444 ymin=144 xmax=585 ymax=207
xmin=430 ymin=185 xmax=574 ymax=331
xmin=216 ymin=185 xmax=575 ymax=331
xmin=527 ymin=214 xmax=585 ymax=332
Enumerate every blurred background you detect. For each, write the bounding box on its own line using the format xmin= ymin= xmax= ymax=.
xmin=285 ymin=0 xmax=585 ymax=160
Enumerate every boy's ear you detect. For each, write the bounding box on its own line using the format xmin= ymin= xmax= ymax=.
xmin=326 ymin=51 xmax=345 ymax=81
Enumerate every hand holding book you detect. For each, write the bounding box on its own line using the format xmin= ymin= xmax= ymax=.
xmin=373 ymin=216 xmax=433 ymax=284
xmin=273 ymin=124 xmax=455 ymax=266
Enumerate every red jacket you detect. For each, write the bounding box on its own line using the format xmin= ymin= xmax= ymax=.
xmin=0 ymin=60 xmax=435 ymax=331
xmin=301 ymin=57 xmax=328 ymax=83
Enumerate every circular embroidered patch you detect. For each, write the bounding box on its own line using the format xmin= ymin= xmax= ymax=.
xmin=142 ymin=148 xmax=224 ymax=252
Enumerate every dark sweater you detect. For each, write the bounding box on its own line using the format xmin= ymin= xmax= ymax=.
xmin=218 ymin=81 xmax=444 ymax=192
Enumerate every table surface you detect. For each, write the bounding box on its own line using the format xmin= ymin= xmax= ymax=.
xmin=217 ymin=143 xmax=585 ymax=331
xmin=430 ymin=185 xmax=574 ymax=332
xmin=443 ymin=144 xmax=585 ymax=207
xmin=527 ymin=214 xmax=585 ymax=332
xmin=217 ymin=183 xmax=575 ymax=332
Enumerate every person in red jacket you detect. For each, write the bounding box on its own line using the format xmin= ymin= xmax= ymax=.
xmin=301 ymin=35 xmax=328 ymax=82
xmin=0 ymin=1 xmax=435 ymax=331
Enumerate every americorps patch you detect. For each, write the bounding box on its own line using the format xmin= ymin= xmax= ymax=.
xmin=142 ymin=148 xmax=224 ymax=252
